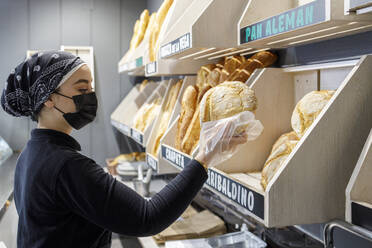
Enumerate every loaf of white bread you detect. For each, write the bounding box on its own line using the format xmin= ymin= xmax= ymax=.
xmin=133 ymin=96 xmax=163 ymax=132
xmin=291 ymin=90 xmax=335 ymax=137
xmin=200 ymin=81 xmax=257 ymax=135
xmin=261 ymin=90 xmax=335 ymax=190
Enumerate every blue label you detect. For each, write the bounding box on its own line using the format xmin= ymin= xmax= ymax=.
xmin=146 ymin=154 xmax=158 ymax=171
xmin=160 ymin=33 xmax=191 ymax=58
xmin=131 ymin=129 xmax=143 ymax=145
xmin=136 ymin=57 xmax=143 ymax=67
xmin=161 ymin=145 xmax=191 ymax=170
xmin=240 ymin=0 xmax=326 ymax=44
xmin=206 ymin=169 xmax=265 ymax=220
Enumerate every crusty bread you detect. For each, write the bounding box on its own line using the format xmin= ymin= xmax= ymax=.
xmin=133 ymin=96 xmax=162 ymax=132
xmin=181 ymin=106 xmax=201 ymax=155
xmin=176 ymin=85 xmax=198 ymax=150
xmin=224 ymin=57 xmax=243 ymax=74
xmin=152 ymin=80 xmax=182 ymax=156
xmin=261 ymin=131 xmax=299 ymax=190
xmin=251 ymin=51 xmax=277 ymax=67
xmin=200 ymin=81 xmax=257 ymax=124
xmin=206 ymin=68 xmax=222 ymax=87
xmin=291 ymin=90 xmax=335 ymax=137
xmin=149 ymin=0 xmax=174 ymax=62
xmin=131 ymin=9 xmax=150 ymax=49
xmin=240 ymin=59 xmax=264 ymax=74
xmin=196 ymin=64 xmax=215 ymax=90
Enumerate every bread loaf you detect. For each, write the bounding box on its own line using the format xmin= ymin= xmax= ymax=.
xmin=196 ymin=64 xmax=215 ymax=90
xmin=240 ymin=59 xmax=264 ymax=74
xmin=133 ymin=96 xmax=163 ymax=132
xmin=251 ymin=51 xmax=277 ymax=67
xmin=206 ymin=68 xmax=222 ymax=87
xmin=261 ymin=131 xmax=299 ymax=190
xmin=131 ymin=9 xmax=150 ymax=49
xmin=224 ymin=57 xmax=243 ymax=74
xmin=200 ymin=81 xmax=257 ymax=125
xmin=149 ymin=0 xmax=174 ymax=62
xmin=152 ymin=80 xmax=182 ymax=156
xmin=181 ymin=106 xmax=201 ymax=155
xmin=291 ymin=90 xmax=335 ymax=137
xmin=176 ymin=85 xmax=198 ymax=150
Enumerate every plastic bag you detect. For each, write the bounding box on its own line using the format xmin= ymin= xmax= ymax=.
xmin=0 ymin=136 xmax=12 ymax=166
xmin=199 ymin=111 xmax=263 ymax=167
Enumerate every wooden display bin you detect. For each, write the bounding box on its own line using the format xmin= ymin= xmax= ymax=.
xmin=346 ymin=129 xmax=372 ymax=231
xmin=160 ymin=55 xmax=372 ymax=227
xmin=130 ymin=80 xmax=170 ymax=146
xmin=146 ymin=77 xmax=196 ymax=174
xmin=110 ymin=82 xmax=157 ymax=136
xmin=159 ymin=0 xmax=248 ymax=60
xmin=234 ymin=0 xmax=372 ymax=54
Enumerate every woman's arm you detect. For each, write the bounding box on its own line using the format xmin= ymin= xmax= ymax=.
xmin=55 ymin=154 xmax=207 ymax=236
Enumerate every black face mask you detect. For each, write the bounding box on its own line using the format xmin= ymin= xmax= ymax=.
xmin=54 ymin=92 xmax=98 ymax=130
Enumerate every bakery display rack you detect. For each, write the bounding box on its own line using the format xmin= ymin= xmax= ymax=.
xmin=160 ymin=55 xmax=372 ymax=227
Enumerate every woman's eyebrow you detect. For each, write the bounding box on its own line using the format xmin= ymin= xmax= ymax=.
xmin=73 ymin=79 xmax=89 ymax=85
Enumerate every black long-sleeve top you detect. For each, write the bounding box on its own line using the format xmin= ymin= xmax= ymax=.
xmin=14 ymin=129 xmax=208 ymax=248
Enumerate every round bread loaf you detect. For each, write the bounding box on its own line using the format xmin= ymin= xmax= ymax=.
xmin=291 ymin=90 xmax=335 ymax=137
xmin=261 ymin=131 xmax=299 ymax=190
xmin=200 ymin=81 xmax=257 ymax=134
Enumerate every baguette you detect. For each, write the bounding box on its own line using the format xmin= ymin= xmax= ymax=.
xmin=239 ymin=58 xmax=264 ymax=74
xmin=251 ymin=51 xmax=277 ymax=67
xmin=176 ymin=85 xmax=198 ymax=150
xmin=181 ymin=106 xmax=201 ymax=155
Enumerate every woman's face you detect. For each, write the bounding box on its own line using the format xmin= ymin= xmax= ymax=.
xmin=40 ymin=65 xmax=93 ymax=130
xmin=51 ymin=64 xmax=93 ymax=113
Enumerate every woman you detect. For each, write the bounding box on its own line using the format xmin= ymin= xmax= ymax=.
xmin=1 ymin=51 xmax=247 ymax=248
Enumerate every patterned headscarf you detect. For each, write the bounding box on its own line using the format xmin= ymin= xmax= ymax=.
xmin=1 ymin=50 xmax=85 ymax=121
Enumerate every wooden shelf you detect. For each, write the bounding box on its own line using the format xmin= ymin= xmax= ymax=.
xmin=158 ymin=0 xmax=247 ymax=60
xmin=129 ymin=80 xmax=169 ymax=146
xmin=157 ymin=55 xmax=372 ymax=227
xmin=346 ymin=129 xmax=372 ymax=231
xmin=237 ymin=0 xmax=372 ymax=50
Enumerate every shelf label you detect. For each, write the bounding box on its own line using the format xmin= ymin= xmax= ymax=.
xmin=352 ymin=202 xmax=372 ymax=232
xmin=240 ymin=0 xmax=326 ymax=44
xmin=111 ymin=120 xmax=130 ymax=136
xmin=136 ymin=57 xmax=143 ymax=67
xmin=206 ymin=169 xmax=265 ymax=220
xmin=131 ymin=128 xmax=144 ymax=145
xmin=160 ymin=33 xmax=191 ymax=58
xmin=146 ymin=61 xmax=157 ymax=75
xmin=146 ymin=154 xmax=158 ymax=171
xmin=161 ymin=145 xmax=191 ymax=170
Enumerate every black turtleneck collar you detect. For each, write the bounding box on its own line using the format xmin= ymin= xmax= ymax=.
xmin=30 ymin=128 xmax=81 ymax=151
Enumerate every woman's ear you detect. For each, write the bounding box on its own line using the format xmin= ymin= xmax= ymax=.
xmin=43 ymin=98 xmax=55 ymax=109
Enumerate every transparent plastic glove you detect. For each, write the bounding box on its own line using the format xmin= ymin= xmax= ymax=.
xmin=196 ymin=111 xmax=263 ymax=167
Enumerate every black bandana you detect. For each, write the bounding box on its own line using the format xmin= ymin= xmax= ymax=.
xmin=1 ymin=50 xmax=84 ymax=121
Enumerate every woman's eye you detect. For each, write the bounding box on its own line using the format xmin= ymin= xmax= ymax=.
xmin=79 ymin=89 xmax=88 ymax=93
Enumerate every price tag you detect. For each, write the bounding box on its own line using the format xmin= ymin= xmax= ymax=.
xmin=161 ymin=145 xmax=191 ymax=170
xmin=146 ymin=62 xmax=157 ymax=75
xmin=206 ymin=169 xmax=265 ymax=220
xmin=146 ymin=154 xmax=158 ymax=171
xmin=131 ymin=129 xmax=143 ymax=145
xmin=240 ymin=0 xmax=326 ymax=44
xmin=160 ymin=33 xmax=191 ymax=58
